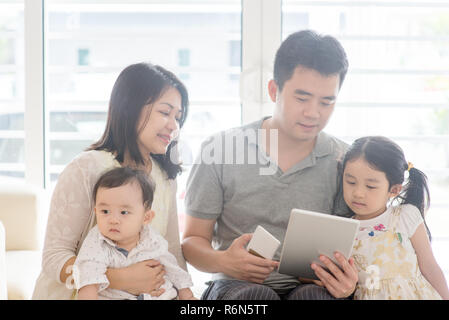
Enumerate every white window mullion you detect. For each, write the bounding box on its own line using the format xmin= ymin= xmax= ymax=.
xmin=241 ymin=0 xmax=281 ymax=124
xmin=261 ymin=0 xmax=282 ymax=118
xmin=24 ymin=0 xmax=48 ymax=188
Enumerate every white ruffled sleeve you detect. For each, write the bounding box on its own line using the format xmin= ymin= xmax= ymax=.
xmin=398 ymin=204 xmax=424 ymax=238
xmin=150 ymin=229 xmax=193 ymax=290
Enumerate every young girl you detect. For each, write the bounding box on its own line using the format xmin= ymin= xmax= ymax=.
xmin=341 ymin=136 xmax=449 ymax=300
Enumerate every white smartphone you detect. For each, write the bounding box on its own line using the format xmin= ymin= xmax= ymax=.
xmin=246 ymin=225 xmax=281 ymax=260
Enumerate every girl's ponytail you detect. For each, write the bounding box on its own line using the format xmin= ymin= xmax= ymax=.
xmin=401 ymin=164 xmax=432 ymax=240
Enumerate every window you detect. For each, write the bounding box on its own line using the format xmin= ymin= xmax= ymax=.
xmin=45 ymin=1 xmax=242 ymax=185
xmin=3 ymin=0 xmax=448 ymax=290
xmin=283 ymin=0 xmax=449 ymax=279
xmin=0 ymin=1 xmax=24 ymax=179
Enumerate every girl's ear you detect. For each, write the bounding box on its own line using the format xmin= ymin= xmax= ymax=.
xmin=143 ymin=209 xmax=155 ymax=225
xmin=389 ymin=184 xmax=402 ymax=198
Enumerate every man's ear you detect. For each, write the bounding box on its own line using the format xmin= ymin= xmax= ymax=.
xmin=143 ymin=209 xmax=155 ymax=225
xmin=389 ymin=184 xmax=402 ymax=198
xmin=268 ymin=79 xmax=278 ymax=103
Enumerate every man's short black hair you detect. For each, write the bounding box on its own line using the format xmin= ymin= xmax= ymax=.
xmin=93 ymin=167 xmax=155 ymax=210
xmin=273 ymin=30 xmax=349 ymax=91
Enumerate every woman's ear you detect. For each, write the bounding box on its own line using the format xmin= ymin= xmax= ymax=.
xmin=389 ymin=184 xmax=402 ymax=198
xmin=143 ymin=209 xmax=155 ymax=225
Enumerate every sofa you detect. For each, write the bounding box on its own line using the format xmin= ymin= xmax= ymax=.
xmin=0 ymin=221 xmax=7 ymax=299
xmin=0 ymin=176 xmax=48 ymax=300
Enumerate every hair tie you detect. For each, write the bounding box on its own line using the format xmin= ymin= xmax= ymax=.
xmin=407 ymin=162 xmax=414 ymax=172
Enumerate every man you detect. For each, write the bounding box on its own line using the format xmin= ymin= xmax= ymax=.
xmin=182 ymin=30 xmax=358 ymax=300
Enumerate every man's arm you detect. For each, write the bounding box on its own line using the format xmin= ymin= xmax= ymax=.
xmin=182 ymin=216 xmax=278 ymax=284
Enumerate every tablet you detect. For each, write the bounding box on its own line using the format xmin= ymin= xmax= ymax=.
xmin=278 ymin=208 xmax=360 ymax=280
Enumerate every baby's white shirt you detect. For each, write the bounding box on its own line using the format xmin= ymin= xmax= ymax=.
xmin=73 ymin=224 xmax=193 ymax=300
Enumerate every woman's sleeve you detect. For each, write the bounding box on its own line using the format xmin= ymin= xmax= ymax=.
xmin=41 ymin=157 xmax=93 ymax=284
xmin=165 ymin=179 xmax=188 ymax=271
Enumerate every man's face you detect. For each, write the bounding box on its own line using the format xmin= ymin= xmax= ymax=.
xmin=269 ymin=66 xmax=340 ymax=142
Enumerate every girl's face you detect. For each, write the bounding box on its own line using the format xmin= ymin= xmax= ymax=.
xmin=136 ymin=86 xmax=183 ymax=156
xmin=343 ymin=157 xmax=401 ymax=220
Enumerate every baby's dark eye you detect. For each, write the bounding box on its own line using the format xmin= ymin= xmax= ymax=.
xmin=120 ymin=211 xmax=129 ymax=215
xmin=101 ymin=210 xmax=109 ymax=214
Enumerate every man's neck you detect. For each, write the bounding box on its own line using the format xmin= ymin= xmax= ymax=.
xmin=262 ymin=118 xmax=317 ymax=173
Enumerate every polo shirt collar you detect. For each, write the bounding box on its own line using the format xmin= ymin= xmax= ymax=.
xmin=314 ymin=131 xmax=333 ymax=158
xmin=97 ymin=225 xmax=149 ymax=251
xmin=97 ymin=231 xmax=118 ymax=247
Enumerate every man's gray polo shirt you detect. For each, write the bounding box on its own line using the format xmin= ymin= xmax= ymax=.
xmin=185 ymin=118 xmax=350 ymax=293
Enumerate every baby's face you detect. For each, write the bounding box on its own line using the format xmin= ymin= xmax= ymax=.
xmin=95 ymin=181 xmax=152 ymax=248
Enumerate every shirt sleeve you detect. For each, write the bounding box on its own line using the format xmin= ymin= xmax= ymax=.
xmin=72 ymin=228 xmax=109 ymax=292
xmin=41 ymin=155 xmax=94 ymax=284
xmin=153 ymin=233 xmax=193 ymax=290
xmin=185 ymin=134 xmax=224 ymax=220
xmin=399 ymin=204 xmax=424 ymax=238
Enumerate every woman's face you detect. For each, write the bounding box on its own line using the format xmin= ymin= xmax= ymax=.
xmin=136 ymin=86 xmax=183 ymax=156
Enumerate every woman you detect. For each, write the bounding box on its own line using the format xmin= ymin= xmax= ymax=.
xmin=32 ymin=63 xmax=189 ymax=299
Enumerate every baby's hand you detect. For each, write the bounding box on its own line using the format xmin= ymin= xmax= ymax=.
xmin=178 ymin=288 xmax=197 ymax=300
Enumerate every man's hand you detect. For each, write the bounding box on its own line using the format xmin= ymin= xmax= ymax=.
xmin=311 ymin=252 xmax=358 ymax=298
xmin=221 ymin=234 xmax=279 ymax=284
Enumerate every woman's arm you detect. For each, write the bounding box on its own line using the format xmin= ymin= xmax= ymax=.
xmin=106 ymin=260 xmax=166 ymax=296
xmin=42 ymin=158 xmax=94 ymax=285
xmin=60 ymin=256 xmax=77 ymax=285
xmin=411 ymin=223 xmax=449 ymax=299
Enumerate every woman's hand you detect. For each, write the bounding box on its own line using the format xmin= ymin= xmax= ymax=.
xmin=107 ymin=259 xmax=166 ymax=296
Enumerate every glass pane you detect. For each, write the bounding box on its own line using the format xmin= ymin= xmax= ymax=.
xmin=0 ymin=1 xmax=24 ymax=180
xmin=46 ymin=0 xmax=242 ymax=179
xmin=283 ymin=0 xmax=449 ymax=279
xmin=46 ymin=1 xmax=241 ymax=290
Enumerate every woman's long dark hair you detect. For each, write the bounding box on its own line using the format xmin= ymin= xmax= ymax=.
xmin=88 ymin=63 xmax=188 ymax=180
xmin=341 ymin=136 xmax=432 ymax=240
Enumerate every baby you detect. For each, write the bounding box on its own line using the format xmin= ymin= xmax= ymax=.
xmin=73 ymin=167 xmax=195 ymax=300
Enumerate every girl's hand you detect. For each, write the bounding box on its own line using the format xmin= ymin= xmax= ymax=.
xmin=311 ymin=252 xmax=358 ymax=299
xmin=109 ymin=259 xmax=166 ymax=296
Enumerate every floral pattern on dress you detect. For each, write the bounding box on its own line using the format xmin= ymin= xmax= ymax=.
xmin=352 ymin=206 xmax=442 ymax=300
xmin=356 ymin=224 xmax=388 ymax=240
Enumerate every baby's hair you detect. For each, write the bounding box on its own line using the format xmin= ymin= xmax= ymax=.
xmin=342 ymin=136 xmax=431 ymax=239
xmin=92 ymin=167 xmax=155 ymax=210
